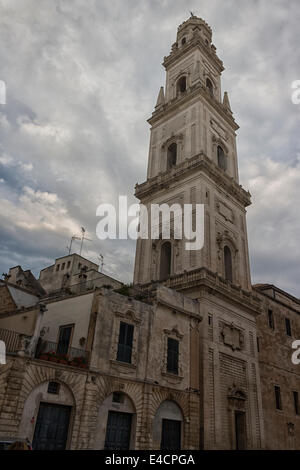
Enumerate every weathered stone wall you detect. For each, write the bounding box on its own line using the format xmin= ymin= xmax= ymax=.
xmin=256 ymin=289 xmax=300 ymax=449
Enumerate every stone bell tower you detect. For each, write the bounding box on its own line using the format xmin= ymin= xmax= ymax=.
xmin=133 ymin=14 xmax=252 ymax=292
xmin=133 ymin=16 xmax=265 ymax=450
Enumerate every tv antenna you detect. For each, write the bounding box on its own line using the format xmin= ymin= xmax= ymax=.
xmin=79 ymin=227 xmax=92 ymax=256
xmin=98 ymin=254 xmax=104 ymax=272
xmin=67 ymin=235 xmax=81 ymax=255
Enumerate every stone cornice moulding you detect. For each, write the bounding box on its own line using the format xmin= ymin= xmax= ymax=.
xmin=148 ymin=83 xmax=239 ymax=132
xmin=135 ymin=152 xmax=251 ymax=208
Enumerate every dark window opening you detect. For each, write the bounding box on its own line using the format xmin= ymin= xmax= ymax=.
xmin=275 ymin=386 xmax=282 ymax=410
xmin=181 ymin=37 xmax=186 ymax=45
xmin=177 ymin=76 xmax=187 ymax=95
xmin=293 ymin=391 xmax=299 ymax=415
xmin=117 ymin=322 xmax=134 ymax=364
xmin=167 ymin=337 xmax=179 ymax=375
xmin=57 ymin=325 xmax=73 ymax=356
xmin=206 ymin=78 xmax=213 ymax=97
xmin=167 ymin=143 xmax=177 ymax=169
xmin=268 ymin=309 xmax=274 ymax=330
xmin=47 ymin=381 xmax=60 ymax=395
xmin=257 ymin=337 xmax=260 ymax=352
xmin=67 ymin=261 xmax=71 ymax=269
xmin=217 ymin=145 xmax=227 ymax=171
xmin=208 ymin=315 xmax=212 ymax=326
xmin=224 ymin=245 xmax=233 ymax=282
xmin=56 ymin=264 xmax=60 ymax=272
xmin=159 ymin=242 xmax=172 ymax=281
xmin=285 ymin=318 xmax=292 ymax=337
xmin=112 ymin=392 xmax=125 ymax=404
xmin=61 ymin=263 xmax=65 ymax=270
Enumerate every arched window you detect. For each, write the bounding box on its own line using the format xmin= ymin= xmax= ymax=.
xmin=217 ymin=145 xmax=227 ymax=171
xmin=167 ymin=143 xmax=177 ymax=169
xmin=177 ymin=76 xmax=187 ymax=95
xmin=181 ymin=37 xmax=186 ymax=46
xmin=224 ymin=245 xmax=233 ymax=282
xmin=160 ymin=242 xmax=172 ymax=281
xmin=206 ymin=78 xmax=213 ymax=97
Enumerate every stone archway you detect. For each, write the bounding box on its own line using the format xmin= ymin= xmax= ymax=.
xmin=152 ymin=399 xmax=184 ymax=450
xmin=18 ymin=379 xmax=76 ymax=450
xmin=94 ymin=391 xmax=137 ymax=450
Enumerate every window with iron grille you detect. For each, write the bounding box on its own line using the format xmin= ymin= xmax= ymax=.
xmin=167 ymin=337 xmax=179 ymax=375
xmin=274 ymin=386 xmax=282 ymax=410
xmin=117 ymin=322 xmax=134 ymax=364
xmin=285 ymin=318 xmax=292 ymax=337
xmin=47 ymin=381 xmax=60 ymax=395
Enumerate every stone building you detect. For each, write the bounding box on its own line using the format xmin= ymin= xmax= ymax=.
xmin=0 ymin=15 xmax=299 ymax=450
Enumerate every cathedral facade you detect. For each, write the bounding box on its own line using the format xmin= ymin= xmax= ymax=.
xmin=0 ymin=16 xmax=299 ymax=451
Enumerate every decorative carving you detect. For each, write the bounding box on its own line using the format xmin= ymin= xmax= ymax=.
xmin=220 ymin=322 xmax=244 ymax=351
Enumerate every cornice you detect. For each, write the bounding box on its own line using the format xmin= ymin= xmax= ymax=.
xmin=148 ymin=82 xmax=239 ymax=132
xmin=135 ymin=152 xmax=251 ymax=208
xmin=138 ymin=267 xmax=262 ymax=318
xmin=163 ymin=36 xmax=224 ymax=73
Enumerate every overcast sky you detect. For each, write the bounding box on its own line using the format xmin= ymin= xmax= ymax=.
xmin=0 ymin=0 xmax=299 ymax=296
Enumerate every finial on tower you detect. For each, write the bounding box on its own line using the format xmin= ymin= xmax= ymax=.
xmin=155 ymin=86 xmax=165 ymax=110
xmin=223 ymin=91 xmax=233 ymax=115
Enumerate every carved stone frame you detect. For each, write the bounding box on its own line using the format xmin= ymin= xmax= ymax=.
xmin=110 ymin=309 xmax=141 ymax=370
xmin=161 ymin=327 xmax=184 ymax=382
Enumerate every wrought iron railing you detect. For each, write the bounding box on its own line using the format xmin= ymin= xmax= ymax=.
xmin=35 ymin=339 xmax=89 ymax=365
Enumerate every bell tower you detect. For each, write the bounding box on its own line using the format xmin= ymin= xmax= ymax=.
xmin=133 ymin=14 xmax=252 ymax=292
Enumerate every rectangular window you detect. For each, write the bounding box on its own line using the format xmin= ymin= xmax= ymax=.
xmin=167 ymin=337 xmax=179 ymax=375
xmin=208 ymin=315 xmax=212 ymax=326
xmin=257 ymin=337 xmax=260 ymax=352
xmin=47 ymin=381 xmax=60 ymax=395
xmin=293 ymin=391 xmax=299 ymax=415
xmin=56 ymin=264 xmax=60 ymax=272
xmin=268 ymin=309 xmax=274 ymax=330
xmin=274 ymin=386 xmax=282 ymax=410
xmin=61 ymin=263 xmax=65 ymax=270
xmin=117 ymin=322 xmax=134 ymax=364
xmin=67 ymin=261 xmax=71 ymax=269
xmin=285 ymin=318 xmax=292 ymax=337
xmin=57 ymin=324 xmax=73 ymax=356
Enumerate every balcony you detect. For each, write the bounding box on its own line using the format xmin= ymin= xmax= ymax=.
xmin=35 ymin=339 xmax=89 ymax=368
xmin=0 ymin=327 xmax=89 ymax=369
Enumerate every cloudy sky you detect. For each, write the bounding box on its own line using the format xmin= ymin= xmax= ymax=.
xmin=0 ymin=0 xmax=299 ymax=296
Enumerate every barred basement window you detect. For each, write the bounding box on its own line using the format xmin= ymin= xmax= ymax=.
xmin=47 ymin=381 xmax=60 ymax=395
xmin=167 ymin=337 xmax=179 ymax=375
xmin=112 ymin=392 xmax=125 ymax=404
xmin=274 ymin=386 xmax=282 ymax=410
xmin=117 ymin=322 xmax=134 ymax=364
xmin=285 ymin=318 xmax=292 ymax=337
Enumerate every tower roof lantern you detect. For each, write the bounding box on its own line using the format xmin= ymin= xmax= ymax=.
xmin=177 ymin=14 xmax=212 ymax=43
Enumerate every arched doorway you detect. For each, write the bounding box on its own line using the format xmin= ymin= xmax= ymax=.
xmin=19 ymin=380 xmax=75 ymax=450
xmin=153 ymin=400 xmax=183 ymax=450
xmin=94 ymin=392 xmax=136 ymax=450
xmin=159 ymin=242 xmax=172 ymax=280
